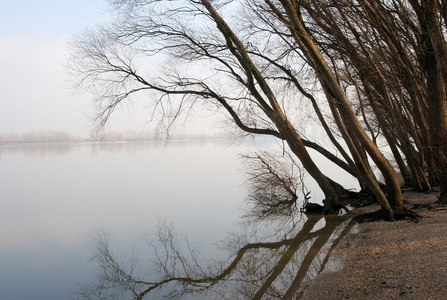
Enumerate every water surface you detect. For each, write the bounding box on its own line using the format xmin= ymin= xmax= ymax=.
xmin=0 ymin=140 xmax=247 ymax=300
xmin=0 ymin=139 xmax=357 ymax=299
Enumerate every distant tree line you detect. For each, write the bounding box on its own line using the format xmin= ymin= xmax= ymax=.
xmin=0 ymin=130 xmax=215 ymax=144
xmin=0 ymin=131 xmax=83 ymax=144
xmin=97 ymin=130 xmax=212 ymax=142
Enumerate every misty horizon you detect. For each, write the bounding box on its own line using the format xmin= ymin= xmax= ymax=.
xmin=0 ymin=129 xmax=231 ymax=144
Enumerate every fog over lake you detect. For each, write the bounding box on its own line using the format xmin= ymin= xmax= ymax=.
xmin=0 ymin=138 xmax=358 ymax=299
xmin=0 ymin=140 xmax=254 ymax=299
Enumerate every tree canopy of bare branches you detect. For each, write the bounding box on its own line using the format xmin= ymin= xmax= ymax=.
xmin=69 ymin=0 xmax=447 ymax=214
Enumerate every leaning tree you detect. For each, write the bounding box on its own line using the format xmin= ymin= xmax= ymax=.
xmin=69 ymin=0 xmax=446 ymax=216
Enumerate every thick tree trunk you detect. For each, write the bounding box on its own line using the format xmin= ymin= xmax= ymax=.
xmin=424 ymin=53 xmax=447 ymax=201
xmin=417 ymin=0 xmax=447 ymax=201
xmin=274 ymin=118 xmax=344 ymax=213
xmin=202 ymin=0 xmax=345 ymax=213
xmin=277 ymin=0 xmax=401 ymax=216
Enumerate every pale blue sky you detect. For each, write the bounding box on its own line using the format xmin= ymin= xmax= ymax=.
xmin=0 ymin=0 xmax=190 ymax=138
xmin=0 ymin=1 xmax=222 ymax=138
xmin=0 ymin=1 xmax=108 ymax=38
xmin=0 ymin=0 xmax=113 ymax=137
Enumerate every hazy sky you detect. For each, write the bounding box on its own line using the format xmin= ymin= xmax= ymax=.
xmin=0 ymin=0 xmax=113 ymax=137
xmin=0 ymin=0 xmax=226 ymax=139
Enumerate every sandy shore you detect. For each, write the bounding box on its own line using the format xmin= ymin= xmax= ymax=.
xmin=302 ymin=191 xmax=447 ymax=299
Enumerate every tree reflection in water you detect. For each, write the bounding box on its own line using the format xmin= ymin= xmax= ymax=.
xmin=79 ymin=214 xmax=354 ymax=300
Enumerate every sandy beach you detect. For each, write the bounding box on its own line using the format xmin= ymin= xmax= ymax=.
xmin=302 ymin=191 xmax=447 ymax=299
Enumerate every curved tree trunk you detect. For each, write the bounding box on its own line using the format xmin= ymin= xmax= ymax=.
xmin=421 ymin=1 xmax=447 ymax=202
xmin=275 ymin=0 xmax=401 ymax=216
xmin=202 ymin=0 xmax=345 ymax=213
xmin=274 ymin=117 xmax=343 ymax=213
xmin=410 ymin=0 xmax=447 ymax=202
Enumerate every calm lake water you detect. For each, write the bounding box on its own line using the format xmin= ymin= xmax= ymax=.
xmin=0 ymin=140 xmax=253 ymax=300
xmin=0 ymin=139 xmax=357 ymax=300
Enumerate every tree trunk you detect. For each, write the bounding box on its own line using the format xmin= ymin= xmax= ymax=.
xmin=276 ymin=0 xmax=401 ymax=216
xmin=275 ymin=117 xmax=344 ymax=213
xmin=417 ymin=0 xmax=447 ymax=201
xmin=202 ymin=0 xmax=345 ymax=212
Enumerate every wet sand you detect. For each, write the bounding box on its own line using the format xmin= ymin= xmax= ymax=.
xmin=302 ymin=191 xmax=447 ymax=299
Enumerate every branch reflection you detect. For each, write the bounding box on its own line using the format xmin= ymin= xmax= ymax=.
xmin=80 ymin=214 xmax=354 ymax=299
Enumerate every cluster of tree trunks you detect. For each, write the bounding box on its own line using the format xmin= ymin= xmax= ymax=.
xmin=69 ymin=0 xmax=447 ymax=218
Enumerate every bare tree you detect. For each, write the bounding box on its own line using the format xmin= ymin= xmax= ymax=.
xmin=68 ymin=0 xmax=349 ymax=213
xmin=68 ymin=0 xmax=446 ymax=214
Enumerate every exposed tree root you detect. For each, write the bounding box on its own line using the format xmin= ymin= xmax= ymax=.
xmin=348 ymin=194 xmax=375 ymax=208
xmin=302 ymin=202 xmax=348 ymax=215
xmin=335 ymin=188 xmax=379 ymax=208
xmin=393 ymin=207 xmax=422 ymax=222
xmin=302 ymin=202 xmax=324 ymax=214
xmin=303 ymin=189 xmax=374 ymax=215
xmin=353 ymin=209 xmax=394 ymax=222
xmin=412 ymin=203 xmax=434 ymax=210
xmin=354 ymin=207 xmax=421 ymax=223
